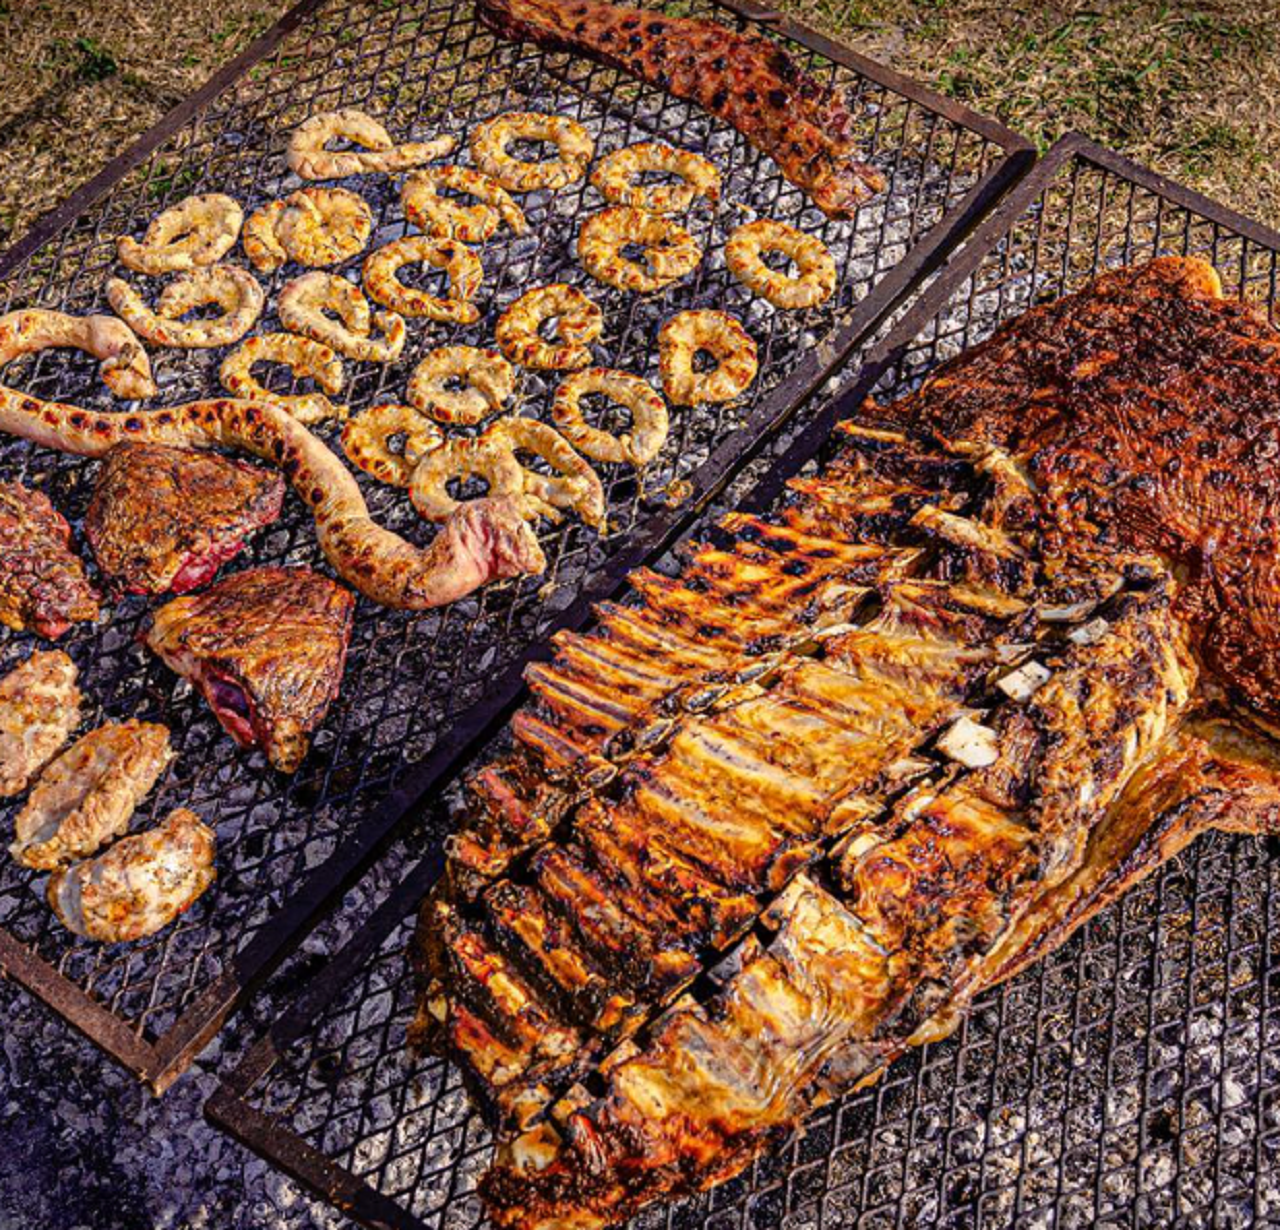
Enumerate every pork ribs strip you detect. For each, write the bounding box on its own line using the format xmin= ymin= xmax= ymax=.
xmin=476 ymin=0 xmax=886 ymax=218
xmin=417 ymin=428 xmax=1044 ymax=1135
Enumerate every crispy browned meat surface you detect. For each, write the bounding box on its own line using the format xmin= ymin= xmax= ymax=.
xmin=477 ymin=0 xmax=885 ymax=218
xmin=879 ymin=256 xmax=1280 ymax=728
xmin=411 ymin=258 xmax=1280 ymax=1229
xmin=48 ymin=807 xmax=215 ymax=943
xmin=145 ymin=566 xmax=354 ymax=774
xmin=0 ymin=649 xmax=82 ymax=798
xmin=84 ymin=442 xmax=285 ymax=595
xmin=0 ymin=479 xmax=99 ymax=638
xmin=10 ymin=719 xmax=172 ymax=871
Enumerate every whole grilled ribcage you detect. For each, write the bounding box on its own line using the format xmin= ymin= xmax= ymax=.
xmin=413 ymin=425 xmax=1183 ymax=1225
xmin=413 ymin=260 xmax=1280 ymax=1229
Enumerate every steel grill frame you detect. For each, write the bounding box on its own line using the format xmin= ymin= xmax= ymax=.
xmin=0 ymin=0 xmax=1031 ymax=1090
xmin=207 ymin=135 xmax=1280 ymax=1230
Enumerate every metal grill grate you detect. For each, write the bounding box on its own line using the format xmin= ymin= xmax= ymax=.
xmin=0 ymin=0 xmax=1028 ymax=1089
xmin=208 ymin=136 xmax=1280 ymax=1229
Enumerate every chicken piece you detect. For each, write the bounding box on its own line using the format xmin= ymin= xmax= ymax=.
xmin=144 ymin=566 xmax=354 ymax=773
xmin=0 ymin=650 xmax=82 ymax=797
xmin=84 ymin=442 xmax=286 ymax=595
xmin=48 ymin=807 xmax=215 ymax=943
xmin=0 ymin=479 xmax=99 ymax=638
xmin=10 ymin=720 xmax=172 ymax=870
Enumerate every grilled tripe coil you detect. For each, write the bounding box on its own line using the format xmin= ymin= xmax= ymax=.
xmin=590 ymin=143 xmax=720 ymax=214
xmin=657 ymin=309 xmax=757 ymax=404
xmin=551 ymin=367 xmax=668 ymax=466
xmin=287 ymin=108 xmax=455 ymax=180
xmin=577 ymin=207 xmax=701 ymax=294
xmin=725 ymin=219 xmax=836 ymax=310
xmin=496 ymin=284 xmax=602 ymax=370
xmin=243 ymin=187 xmax=373 ymax=271
xmin=471 ymin=112 xmax=594 ymax=192
xmin=402 ymin=165 xmax=528 ymax=242
xmin=219 ymin=333 xmax=346 ymax=424
xmin=107 ymin=267 xmax=265 ymax=348
xmin=277 ymin=271 xmax=405 ymax=363
xmin=407 ymin=346 xmax=516 ymax=426
xmin=117 ymin=193 xmax=243 ymax=275
xmin=363 ymin=236 xmax=483 ymax=324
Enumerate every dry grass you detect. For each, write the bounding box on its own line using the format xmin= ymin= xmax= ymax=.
xmin=788 ymin=0 xmax=1280 ymax=228
xmin=1 ymin=0 xmax=1279 ymax=247
xmin=0 ymin=0 xmax=285 ymax=244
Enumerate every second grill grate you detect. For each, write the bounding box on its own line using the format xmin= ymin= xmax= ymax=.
xmin=0 ymin=0 xmax=1029 ymax=1089
xmin=207 ymin=134 xmax=1280 ymax=1230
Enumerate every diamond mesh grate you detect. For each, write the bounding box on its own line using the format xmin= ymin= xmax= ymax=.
xmin=208 ymin=136 xmax=1280 ymax=1229
xmin=0 ymin=0 xmax=1026 ymax=1085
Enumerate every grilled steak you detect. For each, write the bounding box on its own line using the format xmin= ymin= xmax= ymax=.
xmin=0 ymin=649 xmax=82 ymax=798
xmin=882 ymin=255 xmax=1280 ymax=730
xmin=84 ymin=442 xmax=285 ymax=595
xmin=411 ymin=257 xmax=1280 ymax=1228
xmin=10 ymin=720 xmax=172 ymax=871
xmin=477 ymin=0 xmax=885 ymax=218
xmin=0 ymin=479 xmax=99 ymax=638
xmin=145 ymin=566 xmax=354 ymax=774
xmin=49 ymin=807 xmax=215 ymax=943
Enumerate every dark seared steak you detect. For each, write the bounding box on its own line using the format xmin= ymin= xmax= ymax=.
xmin=408 ymin=257 xmax=1280 ymax=1229
xmin=477 ymin=0 xmax=885 ymax=218
xmin=145 ymin=566 xmax=354 ymax=773
xmin=0 ymin=479 xmax=99 ymax=638
xmin=880 ymin=256 xmax=1280 ymax=729
xmin=85 ymin=442 xmax=285 ymax=595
